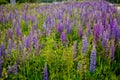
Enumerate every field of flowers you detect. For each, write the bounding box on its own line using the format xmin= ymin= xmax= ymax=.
xmin=0 ymin=1 xmax=120 ymax=80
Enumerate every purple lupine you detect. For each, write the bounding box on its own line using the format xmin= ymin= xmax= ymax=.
xmin=0 ymin=58 xmax=3 ymax=77
xmin=99 ymin=22 xmax=104 ymax=39
xmin=102 ymin=30 xmax=109 ymax=48
xmin=43 ymin=63 xmax=48 ymax=80
xmin=8 ymin=39 xmax=12 ymax=54
xmin=56 ymin=22 xmax=64 ymax=33
xmin=60 ymin=32 xmax=66 ymax=44
xmin=0 ymin=43 xmax=6 ymax=56
xmin=90 ymin=44 xmax=96 ymax=73
xmin=16 ymin=25 xmax=22 ymax=38
xmin=110 ymin=40 xmax=115 ymax=61
xmin=66 ymin=20 xmax=71 ymax=34
xmin=24 ymin=36 xmax=31 ymax=49
xmin=93 ymin=24 xmax=99 ymax=43
xmin=78 ymin=27 xmax=82 ymax=38
xmin=32 ymin=36 xmax=38 ymax=49
xmin=82 ymin=34 xmax=88 ymax=54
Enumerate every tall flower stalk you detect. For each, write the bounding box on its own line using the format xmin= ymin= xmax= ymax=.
xmin=90 ymin=44 xmax=96 ymax=73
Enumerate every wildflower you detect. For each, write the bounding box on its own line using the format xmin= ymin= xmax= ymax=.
xmin=16 ymin=25 xmax=22 ymax=38
xmin=110 ymin=40 xmax=115 ymax=61
xmin=60 ymin=32 xmax=66 ymax=45
xmin=32 ymin=36 xmax=38 ymax=49
xmin=82 ymin=34 xmax=88 ymax=54
xmin=43 ymin=63 xmax=48 ymax=80
xmin=93 ymin=24 xmax=99 ymax=43
xmin=56 ymin=22 xmax=64 ymax=33
xmin=0 ymin=58 xmax=3 ymax=77
xmin=24 ymin=36 xmax=31 ymax=49
xmin=0 ymin=43 xmax=6 ymax=57
xmin=66 ymin=20 xmax=71 ymax=34
xmin=90 ymin=45 xmax=96 ymax=73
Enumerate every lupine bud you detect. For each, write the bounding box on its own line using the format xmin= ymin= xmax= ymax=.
xmin=0 ymin=43 xmax=6 ymax=56
xmin=66 ymin=20 xmax=71 ymax=34
xmin=24 ymin=36 xmax=31 ymax=49
xmin=93 ymin=24 xmax=99 ymax=43
xmin=0 ymin=58 xmax=3 ymax=77
xmin=43 ymin=63 xmax=48 ymax=80
xmin=82 ymin=34 xmax=88 ymax=54
xmin=110 ymin=40 xmax=115 ymax=61
xmin=16 ymin=25 xmax=22 ymax=38
xmin=102 ymin=30 xmax=109 ymax=47
xmin=60 ymin=32 xmax=66 ymax=44
xmin=32 ymin=36 xmax=38 ymax=49
xmin=90 ymin=45 xmax=96 ymax=73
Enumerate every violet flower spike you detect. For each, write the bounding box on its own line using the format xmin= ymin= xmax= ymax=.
xmin=90 ymin=45 xmax=96 ymax=73
xmin=82 ymin=34 xmax=88 ymax=54
xmin=60 ymin=32 xmax=66 ymax=45
xmin=0 ymin=58 xmax=3 ymax=77
xmin=43 ymin=63 xmax=48 ymax=80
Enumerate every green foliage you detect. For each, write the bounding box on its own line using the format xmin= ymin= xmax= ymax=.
xmin=0 ymin=0 xmax=8 ymax=5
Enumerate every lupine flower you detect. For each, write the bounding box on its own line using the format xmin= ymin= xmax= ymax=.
xmin=102 ymin=30 xmax=109 ymax=48
xmin=82 ymin=34 xmax=88 ymax=54
xmin=110 ymin=40 xmax=115 ymax=61
xmin=16 ymin=25 xmax=22 ymax=38
xmin=66 ymin=20 xmax=71 ymax=34
xmin=24 ymin=36 xmax=31 ymax=49
xmin=43 ymin=63 xmax=48 ymax=80
xmin=60 ymin=32 xmax=66 ymax=44
xmin=90 ymin=44 xmax=96 ymax=73
xmin=56 ymin=22 xmax=64 ymax=33
xmin=0 ymin=58 xmax=3 ymax=77
xmin=32 ymin=36 xmax=38 ymax=49
xmin=73 ymin=41 xmax=77 ymax=59
xmin=0 ymin=43 xmax=6 ymax=56
xmin=99 ymin=22 xmax=104 ymax=39
xmin=93 ymin=24 xmax=99 ymax=43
